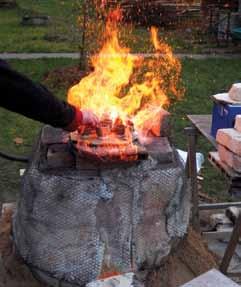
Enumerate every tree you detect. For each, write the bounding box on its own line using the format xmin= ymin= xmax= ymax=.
xmin=77 ymin=0 xmax=106 ymax=70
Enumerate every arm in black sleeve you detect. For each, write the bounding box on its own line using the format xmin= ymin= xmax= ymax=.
xmin=0 ymin=59 xmax=76 ymax=128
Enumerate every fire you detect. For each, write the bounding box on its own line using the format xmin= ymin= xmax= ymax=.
xmin=68 ymin=8 xmax=183 ymax=162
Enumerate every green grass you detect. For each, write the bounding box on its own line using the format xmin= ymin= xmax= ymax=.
xmin=0 ymin=58 xmax=241 ymax=203
xmin=171 ymin=59 xmax=241 ymax=200
xmin=0 ymin=58 xmax=76 ymax=202
xmin=0 ymin=59 xmax=75 ymax=153
xmin=0 ymin=1 xmax=220 ymax=53
xmin=0 ymin=1 xmax=82 ymax=52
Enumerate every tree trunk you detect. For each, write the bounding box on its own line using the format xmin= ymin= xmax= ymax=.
xmin=79 ymin=0 xmax=87 ymax=71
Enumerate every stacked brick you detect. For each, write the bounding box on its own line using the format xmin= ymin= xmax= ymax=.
xmin=217 ymin=84 xmax=241 ymax=172
xmin=216 ymin=115 xmax=241 ymax=173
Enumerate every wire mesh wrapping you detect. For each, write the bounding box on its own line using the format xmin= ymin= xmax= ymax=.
xmin=13 ymin=126 xmax=191 ymax=286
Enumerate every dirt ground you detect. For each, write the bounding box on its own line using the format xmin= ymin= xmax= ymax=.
xmin=0 ymin=205 xmax=44 ymax=287
xmin=0 ymin=205 xmax=217 ymax=287
xmin=43 ymin=65 xmax=89 ymax=91
xmin=145 ymin=229 xmax=218 ymax=287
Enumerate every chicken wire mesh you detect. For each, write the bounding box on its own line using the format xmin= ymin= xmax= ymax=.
xmin=13 ymin=126 xmax=191 ymax=287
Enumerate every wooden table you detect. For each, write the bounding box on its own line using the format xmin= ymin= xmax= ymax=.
xmin=186 ymin=114 xmax=241 ymax=275
xmin=185 ymin=114 xmax=217 ymax=232
xmin=188 ymin=114 xmax=241 ymax=194
xmin=187 ymin=115 xmax=216 ymax=148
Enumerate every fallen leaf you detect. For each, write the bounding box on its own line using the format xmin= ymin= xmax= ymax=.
xmin=14 ymin=137 xmax=24 ymax=145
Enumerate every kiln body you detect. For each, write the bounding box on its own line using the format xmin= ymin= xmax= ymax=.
xmin=13 ymin=126 xmax=191 ymax=286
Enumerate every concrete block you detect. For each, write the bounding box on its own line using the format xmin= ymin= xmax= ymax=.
xmin=216 ymin=129 xmax=241 ymax=156
xmin=210 ymin=213 xmax=233 ymax=230
xmin=234 ymin=115 xmax=241 ymax=133
xmin=145 ymin=137 xmax=174 ymax=163
xmin=180 ymin=269 xmax=239 ymax=287
xmin=218 ymin=144 xmax=241 ymax=172
xmin=86 ymin=273 xmax=143 ymax=287
xmin=229 ymin=83 xmax=241 ymax=102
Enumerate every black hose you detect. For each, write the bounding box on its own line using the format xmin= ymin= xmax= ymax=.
xmin=0 ymin=150 xmax=29 ymax=163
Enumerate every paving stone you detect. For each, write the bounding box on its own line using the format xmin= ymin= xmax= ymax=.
xmin=218 ymin=144 xmax=241 ymax=172
xmin=180 ymin=269 xmax=240 ymax=287
xmin=1 ymin=53 xmax=241 ymax=60
xmin=217 ymin=129 xmax=241 ymax=156
xmin=235 ymin=115 xmax=241 ymax=133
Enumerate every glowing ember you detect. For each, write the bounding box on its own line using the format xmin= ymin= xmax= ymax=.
xmin=68 ymin=8 xmax=183 ymax=162
xmin=70 ymin=116 xmax=148 ymax=163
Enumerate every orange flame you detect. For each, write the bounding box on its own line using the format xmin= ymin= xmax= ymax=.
xmin=68 ymin=9 xmax=183 ymax=138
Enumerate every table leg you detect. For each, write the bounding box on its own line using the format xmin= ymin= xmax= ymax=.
xmin=220 ymin=210 xmax=241 ymax=274
xmin=185 ymin=127 xmax=200 ymax=232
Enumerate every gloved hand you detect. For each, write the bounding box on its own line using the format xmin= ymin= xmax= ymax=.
xmin=64 ymin=107 xmax=99 ymax=132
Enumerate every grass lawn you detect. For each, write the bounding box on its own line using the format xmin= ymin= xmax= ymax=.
xmin=0 ymin=58 xmax=241 ymax=203
xmin=0 ymin=1 xmax=81 ymax=52
xmin=0 ymin=0 xmax=218 ymax=53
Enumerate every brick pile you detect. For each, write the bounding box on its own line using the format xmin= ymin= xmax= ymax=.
xmin=217 ymin=115 xmax=241 ymax=172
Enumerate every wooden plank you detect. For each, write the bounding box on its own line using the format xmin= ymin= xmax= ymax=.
xmin=202 ymin=230 xmax=232 ymax=240
xmin=230 ymin=179 xmax=241 ymax=187
xmin=218 ymin=144 xmax=241 ymax=173
xmin=199 ymin=202 xmax=241 ymax=210
xmin=220 ymin=211 xmax=241 ymax=274
xmin=41 ymin=125 xmax=69 ymax=145
xmin=208 ymin=152 xmax=241 ymax=180
xmin=185 ymin=127 xmax=200 ymax=232
xmin=107 ymin=0 xmax=201 ymax=20
xmin=227 ymin=272 xmax=241 ymax=277
xmin=187 ymin=115 xmax=217 ymax=148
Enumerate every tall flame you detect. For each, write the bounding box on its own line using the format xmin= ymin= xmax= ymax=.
xmin=68 ymin=9 xmax=183 ymax=135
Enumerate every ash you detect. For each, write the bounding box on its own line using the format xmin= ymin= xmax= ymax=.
xmin=13 ymin=126 xmax=191 ymax=286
